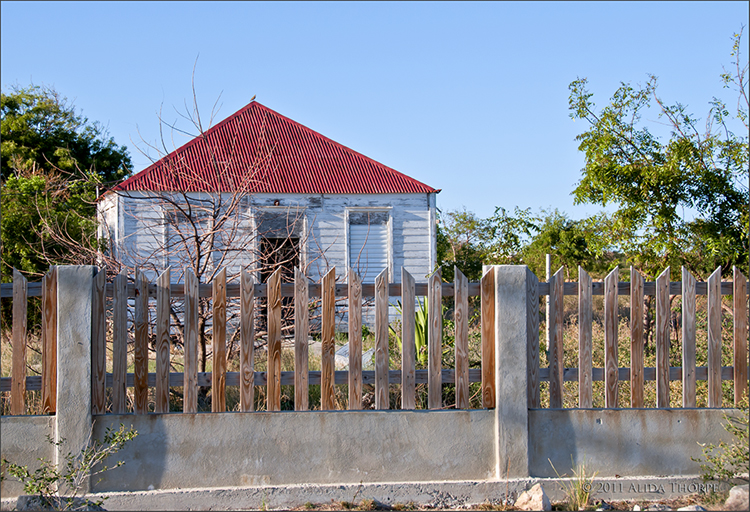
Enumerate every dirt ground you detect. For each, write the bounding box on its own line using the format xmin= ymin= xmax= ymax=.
xmin=286 ymin=491 xmax=732 ymax=511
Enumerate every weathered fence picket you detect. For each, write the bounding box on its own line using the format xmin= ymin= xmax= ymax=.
xmin=428 ymin=269 xmax=442 ymax=410
xmin=241 ymin=268 xmax=256 ymax=412
xmin=401 ymin=268 xmax=416 ymax=410
xmin=11 ymin=269 xmax=27 ymax=416
xmin=92 ymin=268 xmax=106 ymax=414
xmin=604 ymin=267 xmax=619 ymax=408
xmin=112 ymin=269 xmax=128 ymax=414
xmin=348 ymin=268 xmax=363 ymax=410
xmin=682 ymin=267 xmax=697 ymax=408
xmin=134 ymin=270 xmax=149 ymax=415
xmin=267 ymin=268 xmax=282 ymax=411
xmin=655 ymin=268 xmax=670 ymax=408
xmin=707 ymin=268 xmax=722 ymax=407
xmin=212 ymin=268 xmax=227 ymax=413
xmin=630 ymin=267 xmax=645 ymax=408
xmin=42 ymin=267 xmax=58 ymax=414
xmin=578 ymin=267 xmax=593 ymax=409
xmin=481 ymin=267 xmax=496 ymax=408
xmin=184 ymin=269 xmax=199 ymax=413
xmin=155 ymin=268 xmax=171 ymax=413
xmin=374 ymin=269 xmax=389 ymax=410
xmin=321 ymin=268 xmax=336 ymax=410
xmin=454 ymin=267 xmax=469 ymax=409
xmin=734 ymin=266 xmax=748 ymax=405
xmin=294 ymin=267 xmax=309 ymax=411
xmin=548 ymin=267 xmax=564 ymax=408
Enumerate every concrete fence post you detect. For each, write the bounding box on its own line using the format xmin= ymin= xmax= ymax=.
xmin=494 ymin=265 xmax=535 ymax=478
xmin=55 ymin=265 xmax=96 ymax=493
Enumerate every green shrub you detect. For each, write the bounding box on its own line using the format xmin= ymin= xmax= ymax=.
xmin=1 ymin=423 xmax=138 ymax=510
xmin=692 ymin=394 xmax=749 ymax=482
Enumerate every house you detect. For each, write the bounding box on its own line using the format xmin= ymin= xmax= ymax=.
xmin=97 ymin=101 xmax=440 ymax=315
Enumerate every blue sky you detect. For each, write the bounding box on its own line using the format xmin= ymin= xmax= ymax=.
xmin=2 ymin=1 xmax=747 ymax=220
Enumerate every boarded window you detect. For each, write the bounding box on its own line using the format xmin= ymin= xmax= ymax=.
xmin=164 ymin=207 xmax=210 ymax=270
xmin=255 ymin=209 xmax=304 ymax=239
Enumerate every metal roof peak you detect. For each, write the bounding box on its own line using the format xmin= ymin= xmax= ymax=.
xmin=110 ymin=101 xmax=439 ymax=196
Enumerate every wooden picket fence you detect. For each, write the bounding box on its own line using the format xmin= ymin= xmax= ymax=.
xmin=1 ymin=265 xmax=495 ymax=414
xmin=533 ymin=266 xmax=748 ymax=409
xmin=1 ymin=264 xmax=748 ymax=414
xmin=1 ymin=268 xmax=58 ymax=415
xmin=91 ymin=266 xmax=495 ymax=414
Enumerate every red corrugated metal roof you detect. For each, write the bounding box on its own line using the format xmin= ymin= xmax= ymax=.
xmin=111 ymin=101 xmax=439 ymax=195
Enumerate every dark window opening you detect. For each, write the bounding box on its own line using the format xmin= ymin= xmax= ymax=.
xmin=257 ymin=237 xmax=300 ymax=340
xmin=260 ymin=237 xmax=299 ymax=283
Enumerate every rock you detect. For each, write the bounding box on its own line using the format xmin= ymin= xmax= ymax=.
xmin=645 ymin=505 xmax=670 ymax=511
xmin=724 ymin=484 xmax=749 ymax=511
xmin=334 ymin=343 xmax=375 ymax=370
xmin=594 ymin=499 xmax=614 ymax=510
xmin=677 ymin=506 xmax=706 ymax=511
xmin=514 ymin=483 xmax=551 ymax=511
xmin=633 ymin=506 xmax=641 ymax=511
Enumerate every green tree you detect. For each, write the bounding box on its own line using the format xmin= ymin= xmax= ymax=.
xmin=438 ymin=206 xmax=617 ymax=282
xmin=568 ymin=29 xmax=748 ymax=279
xmin=437 ymin=207 xmax=495 ymax=281
xmin=519 ymin=209 xmax=619 ymax=279
xmin=1 ymin=85 xmax=130 ymax=182
xmin=484 ymin=206 xmax=538 ymax=267
xmin=1 ymin=85 xmax=131 ymax=278
xmin=481 ymin=207 xmax=618 ymax=279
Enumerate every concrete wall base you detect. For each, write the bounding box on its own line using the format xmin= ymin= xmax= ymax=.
xmin=2 ymin=409 xmax=739 ymax=498
xmin=90 ymin=410 xmax=495 ymax=492
xmin=0 ymin=416 xmax=55 ymax=497
xmin=530 ymin=408 xmax=740 ymax=478
xmin=1 ymin=476 xmax=737 ymax=511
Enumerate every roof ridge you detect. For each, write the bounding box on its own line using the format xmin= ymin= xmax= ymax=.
xmin=251 ymin=103 xmax=434 ymax=190
xmin=109 ymin=101 xmax=439 ymax=195
xmin=116 ymin=101 xmax=267 ymax=190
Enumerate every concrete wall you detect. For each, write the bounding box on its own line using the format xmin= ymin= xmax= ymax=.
xmin=0 ymin=416 xmax=55 ymax=497
xmin=529 ymin=408 xmax=741 ymax=478
xmin=89 ymin=407 xmax=739 ymax=492
xmin=91 ymin=410 xmax=495 ymax=492
xmin=2 ymin=407 xmax=740 ymax=496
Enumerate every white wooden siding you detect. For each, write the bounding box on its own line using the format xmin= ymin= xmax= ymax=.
xmin=101 ymin=191 xmax=436 ymax=288
xmin=97 ymin=194 xmax=119 ymax=259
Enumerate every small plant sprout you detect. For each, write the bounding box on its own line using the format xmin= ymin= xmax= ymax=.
xmin=549 ymin=457 xmax=598 ymax=511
